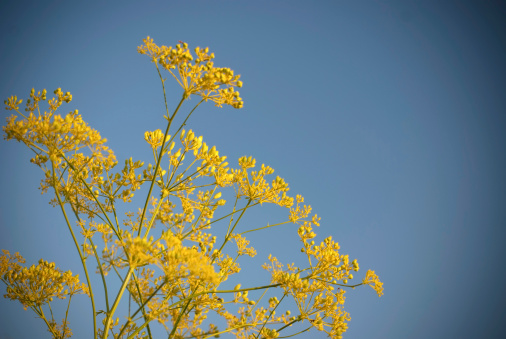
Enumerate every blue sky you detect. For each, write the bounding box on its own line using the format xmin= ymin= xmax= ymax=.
xmin=1 ymin=1 xmax=505 ymax=338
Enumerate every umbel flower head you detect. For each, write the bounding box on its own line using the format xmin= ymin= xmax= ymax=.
xmin=138 ymin=36 xmax=243 ymax=108
xmin=0 ymin=250 xmax=88 ymax=311
xmin=2 ymin=37 xmax=383 ymax=339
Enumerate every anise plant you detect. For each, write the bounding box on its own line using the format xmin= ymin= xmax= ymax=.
xmin=1 ymin=37 xmax=383 ymax=339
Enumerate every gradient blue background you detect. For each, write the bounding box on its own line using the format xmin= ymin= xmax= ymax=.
xmin=1 ymin=1 xmax=505 ymax=338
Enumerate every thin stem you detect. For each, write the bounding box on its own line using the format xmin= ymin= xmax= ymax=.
xmin=52 ymin=165 xmax=97 ymax=339
xmin=117 ymin=277 xmax=168 ymax=338
xmin=276 ymin=319 xmax=304 ymax=334
xmin=216 ymin=199 xmax=252 ymax=254
xmin=138 ymin=96 xmax=185 ymax=236
xmin=143 ymin=195 xmax=166 ymax=239
xmin=36 ymin=306 xmax=59 ymax=338
xmin=200 ymin=324 xmax=256 ymax=339
xmin=69 ymin=203 xmax=111 ymax=314
xmin=240 ymin=220 xmax=292 ymax=235
xmin=277 ymin=326 xmax=311 ymax=338
xmin=209 ymin=201 xmax=261 ymax=234
xmin=138 ymin=61 xmax=186 ymax=237
xmin=167 ymin=291 xmax=193 ymax=339
xmin=255 ymin=293 xmax=287 ymax=339
xmin=164 ymin=98 xmax=205 ymax=154
xmin=89 ymin=237 xmax=110 ymax=313
xmin=58 ymin=152 xmax=120 ymax=239
xmin=130 ymin=271 xmax=154 ymax=339
xmin=103 ymin=268 xmax=133 ymax=339
xmin=62 ymin=294 xmax=72 ymax=338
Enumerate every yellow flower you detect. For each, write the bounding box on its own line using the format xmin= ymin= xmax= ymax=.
xmin=138 ymin=36 xmax=243 ymax=108
xmin=1 ymin=252 xmax=88 ymax=310
xmin=362 ymin=269 xmax=384 ymax=297
xmin=144 ymin=129 xmax=167 ymax=149
xmin=4 ymin=95 xmax=22 ymax=110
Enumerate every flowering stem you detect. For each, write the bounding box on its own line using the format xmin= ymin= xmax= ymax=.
xmin=277 ymin=325 xmax=311 ymax=338
xmin=138 ymin=95 xmax=185 ymax=237
xmin=168 ymin=294 xmax=192 ymax=339
xmin=200 ymin=324 xmax=256 ymax=339
xmin=240 ymin=220 xmax=292 ymax=234
xmin=68 ymin=202 xmax=111 ymax=314
xmin=58 ymin=152 xmax=120 ymax=239
xmin=62 ymin=294 xmax=72 ymax=338
xmin=130 ymin=271 xmax=154 ymax=339
xmin=142 ymin=195 xmax=166 ymax=239
xmin=217 ymin=199 xmax=251 ymax=254
xmin=35 ymin=306 xmax=60 ymax=338
xmin=255 ymin=293 xmax=287 ymax=339
xmin=61 ymin=153 xmax=155 ymax=337
xmin=117 ymin=277 xmax=168 ymax=338
xmin=204 ymin=201 xmax=261 ymax=230
xmin=164 ymin=98 xmax=205 ymax=152
xmin=103 ymin=268 xmax=133 ymax=339
xmin=127 ymin=281 xmax=287 ymax=339
xmin=53 ymin=165 xmax=97 ymax=339
xmin=89 ymin=237 xmax=110 ymax=312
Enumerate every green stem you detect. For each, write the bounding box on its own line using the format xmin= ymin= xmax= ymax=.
xmin=58 ymin=152 xmax=120 ymax=239
xmin=277 ymin=326 xmax=311 ymax=338
xmin=164 ymin=98 xmax=205 ymax=154
xmin=216 ymin=199 xmax=251 ymax=255
xmin=276 ymin=319 xmax=304 ymax=334
xmin=137 ymin=96 xmax=185 ymax=236
xmin=130 ymin=271 xmax=154 ymax=339
xmin=53 ymin=165 xmax=97 ymax=339
xmin=103 ymin=268 xmax=133 ymax=339
xmin=255 ymin=293 xmax=287 ymax=339
xmin=89 ymin=237 xmax=110 ymax=313
xmin=200 ymin=324 xmax=256 ymax=339
xmin=36 ymin=306 xmax=60 ymax=338
xmin=142 ymin=195 xmax=166 ymax=239
xmin=167 ymin=290 xmax=194 ymax=339
xmin=62 ymin=294 xmax=72 ymax=338
xmin=138 ymin=61 xmax=187 ymax=237
xmin=116 ymin=277 xmax=168 ymax=338
xmin=209 ymin=201 xmax=261 ymax=234
xmin=60 ymin=153 xmax=153 ymax=338
xmin=125 ymin=281 xmax=285 ymax=339
xmin=69 ymin=203 xmax=111 ymax=314
xmin=240 ymin=220 xmax=291 ymax=235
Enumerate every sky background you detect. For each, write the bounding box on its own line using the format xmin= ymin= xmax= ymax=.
xmin=1 ymin=0 xmax=505 ymax=338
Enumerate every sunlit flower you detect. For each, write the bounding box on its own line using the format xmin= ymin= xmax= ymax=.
xmin=138 ymin=36 xmax=243 ymax=108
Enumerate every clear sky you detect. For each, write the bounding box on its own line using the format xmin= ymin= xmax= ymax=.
xmin=1 ymin=1 xmax=505 ymax=338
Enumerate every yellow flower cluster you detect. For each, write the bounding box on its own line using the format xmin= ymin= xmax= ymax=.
xmin=103 ymin=227 xmax=220 ymax=288
xmin=0 ymin=250 xmax=87 ymax=310
xmin=47 ymin=319 xmax=73 ymax=339
xmin=0 ymin=249 xmax=25 ymax=276
xmin=230 ymin=233 xmax=257 ymax=257
xmin=3 ymin=88 xmax=110 ymax=166
xmin=159 ymin=230 xmax=220 ymax=286
xmin=256 ymin=193 xmax=381 ymax=338
xmin=138 ymin=36 xmax=243 ymax=108
xmin=2 ymin=88 xmax=149 ymax=217
xmin=4 ymin=95 xmax=23 ymax=111
xmin=215 ymin=295 xmax=287 ymax=339
xmin=2 ymin=38 xmax=383 ymax=339
xmin=118 ymin=232 xmax=160 ymax=269
xmin=362 ymin=270 xmax=384 ymax=297
xmin=144 ymin=129 xmax=166 ymax=149
xmin=262 ymin=252 xmax=351 ymax=338
xmin=234 ymin=156 xmax=293 ymax=207
xmin=116 ymin=230 xmax=221 ymax=332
